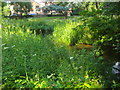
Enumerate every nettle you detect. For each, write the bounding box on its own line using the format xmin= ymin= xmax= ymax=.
xmin=2 ymin=14 xmax=120 ymax=88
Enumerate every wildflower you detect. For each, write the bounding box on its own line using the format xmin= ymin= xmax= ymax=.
xmin=11 ymin=45 xmax=15 ymax=48
xmin=70 ymin=57 xmax=73 ymax=60
xmin=79 ymin=66 xmax=83 ymax=69
xmin=4 ymin=47 xmax=9 ymax=50
xmin=33 ymin=54 xmax=37 ymax=56
xmin=47 ymin=73 xmax=54 ymax=79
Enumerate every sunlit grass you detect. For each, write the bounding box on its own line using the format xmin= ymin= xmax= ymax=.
xmin=2 ymin=16 xmax=119 ymax=88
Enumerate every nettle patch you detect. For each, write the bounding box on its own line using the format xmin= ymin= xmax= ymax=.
xmin=2 ymin=16 xmax=120 ymax=88
xmin=29 ymin=22 xmax=54 ymax=35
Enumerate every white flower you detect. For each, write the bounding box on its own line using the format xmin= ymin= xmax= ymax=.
xmin=33 ymin=54 xmax=37 ymax=56
xmin=4 ymin=47 xmax=9 ymax=50
xmin=11 ymin=45 xmax=15 ymax=48
xmin=79 ymin=66 xmax=82 ymax=69
xmin=70 ymin=57 xmax=73 ymax=60
xmin=47 ymin=73 xmax=54 ymax=79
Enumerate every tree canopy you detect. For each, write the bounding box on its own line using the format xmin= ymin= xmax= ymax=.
xmin=10 ymin=2 xmax=32 ymax=15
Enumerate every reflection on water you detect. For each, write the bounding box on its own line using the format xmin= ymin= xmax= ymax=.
xmin=102 ymin=45 xmax=120 ymax=61
xmin=70 ymin=43 xmax=93 ymax=50
xmin=70 ymin=43 xmax=120 ymax=61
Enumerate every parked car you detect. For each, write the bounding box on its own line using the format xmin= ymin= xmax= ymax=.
xmin=10 ymin=14 xmax=18 ymax=16
xmin=29 ymin=13 xmax=37 ymax=16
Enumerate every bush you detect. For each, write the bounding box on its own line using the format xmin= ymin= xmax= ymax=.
xmin=53 ymin=18 xmax=81 ymax=45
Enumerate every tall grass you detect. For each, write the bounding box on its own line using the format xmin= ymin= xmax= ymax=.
xmin=2 ymin=17 xmax=119 ymax=88
xmin=2 ymin=32 xmax=104 ymax=88
xmin=53 ymin=18 xmax=81 ymax=45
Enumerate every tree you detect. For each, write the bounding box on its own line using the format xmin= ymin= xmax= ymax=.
xmin=10 ymin=2 xmax=32 ymax=16
xmin=42 ymin=4 xmax=69 ymax=19
xmin=1 ymin=2 xmax=7 ymax=16
xmin=102 ymin=2 xmax=120 ymax=16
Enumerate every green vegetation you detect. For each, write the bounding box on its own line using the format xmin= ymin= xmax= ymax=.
xmin=2 ymin=2 xmax=32 ymax=16
xmin=1 ymin=2 xmax=120 ymax=89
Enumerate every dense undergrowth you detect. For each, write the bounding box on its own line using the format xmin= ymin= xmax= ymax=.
xmin=2 ymin=15 xmax=120 ymax=88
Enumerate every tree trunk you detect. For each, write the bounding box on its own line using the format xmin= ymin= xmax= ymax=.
xmin=85 ymin=2 xmax=90 ymax=11
xmin=95 ymin=2 xmax=99 ymax=10
xmin=51 ymin=11 xmax=52 ymax=15
xmin=64 ymin=11 xmax=68 ymax=19
xmin=9 ymin=10 xmax=11 ymax=16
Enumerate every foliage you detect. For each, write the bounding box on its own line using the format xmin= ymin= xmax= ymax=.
xmin=43 ymin=4 xmax=69 ymax=12
xmin=3 ymin=5 xmax=10 ymax=16
xmin=42 ymin=4 xmax=70 ymax=19
xmin=102 ymin=2 xmax=120 ymax=16
xmin=2 ymin=16 xmax=120 ymax=88
xmin=1 ymin=2 xmax=120 ymax=88
xmin=69 ymin=2 xmax=120 ymax=54
xmin=53 ymin=18 xmax=80 ymax=45
xmin=1 ymin=2 xmax=7 ymax=16
xmin=10 ymin=2 xmax=32 ymax=15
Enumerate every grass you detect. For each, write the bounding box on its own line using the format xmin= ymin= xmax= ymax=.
xmin=2 ymin=16 xmax=120 ymax=88
xmin=2 ymin=33 xmax=103 ymax=88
